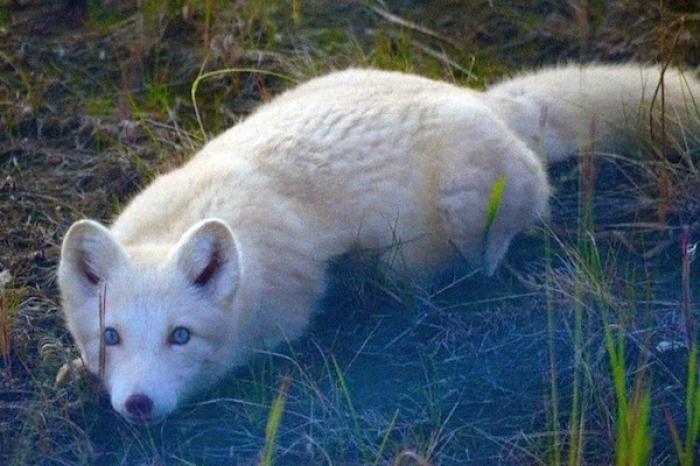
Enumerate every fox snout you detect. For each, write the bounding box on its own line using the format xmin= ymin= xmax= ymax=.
xmin=110 ymin=380 xmax=179 ymax=422
xmin=112 ymin=390 xmax=173 ymax=422
xmin=124 ymin=393 xmax=154 ymax=419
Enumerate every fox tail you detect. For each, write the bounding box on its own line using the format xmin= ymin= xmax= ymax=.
xmin=485 ymin=63 xmax=700 ymax=163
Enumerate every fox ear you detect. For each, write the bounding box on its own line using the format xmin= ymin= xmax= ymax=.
xmin=59 ymin=220 xmax=128 ymax=293
xmin=171 ymin=219 xmax=240 ymax=301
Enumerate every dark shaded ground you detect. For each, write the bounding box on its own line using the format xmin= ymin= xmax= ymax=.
xmin=1 ymin=1 xmax=700 ymax=465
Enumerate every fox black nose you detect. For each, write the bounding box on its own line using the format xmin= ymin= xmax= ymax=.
xmin=125 ymin=393 xmax=153 ymax=417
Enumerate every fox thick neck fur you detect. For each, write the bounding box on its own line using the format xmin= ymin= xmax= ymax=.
xmin=58 ymin=64 xmax=700 ymax=419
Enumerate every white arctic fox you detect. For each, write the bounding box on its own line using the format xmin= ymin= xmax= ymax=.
xmin=58 ymin=64 xmax=699 ymax=420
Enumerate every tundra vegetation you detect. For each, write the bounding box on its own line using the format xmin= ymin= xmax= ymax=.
xmin=1 ymin=1 xmax=699 ymax=465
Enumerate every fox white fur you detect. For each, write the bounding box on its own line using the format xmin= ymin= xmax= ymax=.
xmin=58 ymin=64 xmax=700 ymax=419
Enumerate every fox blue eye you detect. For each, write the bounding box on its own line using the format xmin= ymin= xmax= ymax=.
xmin=170 ymin=327 xmax=190 ymax=345
xmin=103 ymin=327 xmax=120 ymax=346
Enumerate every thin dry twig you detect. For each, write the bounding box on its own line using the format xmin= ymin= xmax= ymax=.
xmin=98 ymin=280 xmax=107 ymax=382
xmin=0 ymin=270 xmax=12 ymax=372
xmin=370 ymin=3 xmax=460 ymax=48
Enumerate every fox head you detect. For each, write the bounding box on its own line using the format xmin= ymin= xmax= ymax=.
xmin=58 ymin=218 xmax=244 ymax=421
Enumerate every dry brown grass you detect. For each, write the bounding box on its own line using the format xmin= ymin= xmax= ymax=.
xmin=1 ymin=1 xmax=699 ymax=464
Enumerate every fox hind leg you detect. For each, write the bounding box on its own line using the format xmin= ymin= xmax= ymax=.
xmin=436 ymin=134 xmax=549 ymax=275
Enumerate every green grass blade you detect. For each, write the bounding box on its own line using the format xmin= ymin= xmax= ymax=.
xmin=684 ymin=346 xmax=700 ymax=466
xmin=483 ymin=175 xmax=507 ymax=240
xmin=628 ymin=389 xmax=652 ymax=465
xmin=664 ymin=408 xmax=686 ymax=464
xmin=688 ymin=383 xmax=700 ymax=466
xmin=544 ymin=226 xmax=561 ymax=466
xmin=372 ymin=408 xmax=399 ymax=466
xmin=261 ymin=375 xmax=292 ymax=466
xmin=686 ymin=345 xmax=697 ymax=430
xmin=332 ymin=356 xmax=368 ymax=460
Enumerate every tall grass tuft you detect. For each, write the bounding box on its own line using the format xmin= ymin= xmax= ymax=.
xmin=563 ymin=127 xmax=654 ymax=465
xmin=0 ymin=271 xmax=14 ymax=372
xmin=665 ymin=345 xmax=700 ymax=466
xmin=579 ymin=148 xmax=654 ymax=466
xmin=664 ymin=226 xmax=700 ymax=466
xmin=260 ymin=374 xmax=292 ymax=466
xmin=373 ymin=408 xmax=400 ymax=466
xmin=543 ymin=224 xmax=562 ymax=466
xmin=603 ymin=302 xmax=653 ymax=466
xmin=332 ymin=355 xmax=369 ymax=461
xmin=565 ymin=128 xmax=599 ymax=466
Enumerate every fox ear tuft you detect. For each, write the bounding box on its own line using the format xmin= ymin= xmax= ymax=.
xmin=172 ymin=219 xmax=240 ymax=301
xmin=59 ymin=220 xmax=127 ymax=292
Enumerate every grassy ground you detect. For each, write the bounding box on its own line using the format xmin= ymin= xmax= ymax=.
xmin=1 ymin=0 xmax=700 ymax=464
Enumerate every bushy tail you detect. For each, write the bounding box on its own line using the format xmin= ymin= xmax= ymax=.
xmin=484 ymin=63 xmax=700 ymax=163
